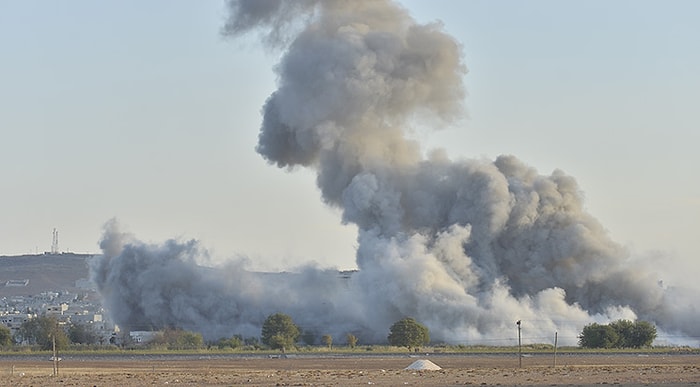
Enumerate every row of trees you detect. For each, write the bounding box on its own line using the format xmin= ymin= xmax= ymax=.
xmin=578 ymin=320 xmax=656 ymax=348
xmin=258 ymin=314 xmax=658 ymax=352
xmin=0 ymin=316 xmax=206 ymax=351
xmin=259 ymin=313 xmax=429 ymax=352
xmin=0 ymin=314 xmax=656 ymax=352
xmin=0 ymin=313 xmax=427 ymax=353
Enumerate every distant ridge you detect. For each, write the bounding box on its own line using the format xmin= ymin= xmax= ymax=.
xmin=0 ymin=253 xmax=94 ymax=297
xmin=0 ymin=252 xmax=95 ymax=259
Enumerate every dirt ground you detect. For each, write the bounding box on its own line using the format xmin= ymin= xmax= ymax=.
xmin=1 ymin=353 xmax=698 ymax=386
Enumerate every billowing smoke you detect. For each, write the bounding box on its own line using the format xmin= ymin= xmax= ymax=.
xmin=92 ymin=219 xmax=362 ymax=340
xmin=91 ymin=0 xmax=699 ymax=345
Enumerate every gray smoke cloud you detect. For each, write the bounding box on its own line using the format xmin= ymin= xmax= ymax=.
xmin=90 ymin=0 xmax=699 ymax=345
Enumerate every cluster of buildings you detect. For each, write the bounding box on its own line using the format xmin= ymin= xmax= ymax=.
xmin=1 ymin=290 xmax=116 ymax=344
xmin=0 ymin=254 xmax=118 ymax=345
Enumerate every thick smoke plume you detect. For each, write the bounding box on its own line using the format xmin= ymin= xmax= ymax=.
xmin=91 ymin=0 xmax=699 ymax=345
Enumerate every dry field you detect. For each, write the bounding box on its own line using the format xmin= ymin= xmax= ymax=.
xmin=1 ymin=353 xmax=698 ymax=386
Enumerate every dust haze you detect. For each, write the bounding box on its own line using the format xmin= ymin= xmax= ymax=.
xmin=90 ymin=0 xmax=699 ymax=346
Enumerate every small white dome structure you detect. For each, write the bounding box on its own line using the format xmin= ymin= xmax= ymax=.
xmin=404 ymin=359 xmax=442 ymax=370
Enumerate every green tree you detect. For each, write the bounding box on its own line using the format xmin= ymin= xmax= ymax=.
xmin=579 ymin=320 xmax=657 ymax=349
xmin=609 ymin=319 xmax=634 ymax=348
xmin=387 ymin=317 xmax=430 ymax=351
xmin=628 ymin=320 xmax=656 ymax=348
xmin=16 ymin=316 xmax=69 ymax=350
xmin=321 ymin=334 xmax=333 ymax=349
xmin=0 ymin=325 xmax=12 ymax=348
xmin=261 ymin=313 xmax=300 ymax=352
xmin=345 ymin=333 xmax=358 ymax=349
xmin=578 ymin=323 xmax=619 ymax=349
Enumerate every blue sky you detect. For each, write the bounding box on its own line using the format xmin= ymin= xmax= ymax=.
xmin=1 ymin=1 xmax=698 ymax=277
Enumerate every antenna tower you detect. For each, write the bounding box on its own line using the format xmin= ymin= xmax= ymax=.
xmin=51 ymin=228 xmax=59 ymax=254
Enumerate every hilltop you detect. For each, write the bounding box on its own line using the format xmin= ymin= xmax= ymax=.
xmin=0 ymin=253 xmax=93 ymax=297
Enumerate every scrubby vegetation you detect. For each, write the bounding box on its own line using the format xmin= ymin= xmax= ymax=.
xmin=2 ymin=312 xmax=692 ymax=356
xmin=578 ymin=320 xmax=656 ymax=349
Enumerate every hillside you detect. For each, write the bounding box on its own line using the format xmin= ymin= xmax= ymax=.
xmin=0 ymin=253 xmax=93 ymax=297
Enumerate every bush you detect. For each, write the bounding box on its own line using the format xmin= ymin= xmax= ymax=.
xmin=0 ymin=325 xmax=12 ymax=348
xmin=215 ymin=335 xmax=242 ymax=350
xmin=151 ymin=328 xmax=204 ymax=350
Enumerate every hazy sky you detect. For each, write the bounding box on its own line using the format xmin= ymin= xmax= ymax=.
xmin=2 ymin=1 xmax=698 ymax=275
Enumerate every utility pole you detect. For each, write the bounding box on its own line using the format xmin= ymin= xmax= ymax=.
xmin=553 ymin=331 xmax=558 ymax=367
xmin=52 ymin=335 xmax=58 ymax=376
xmin=51 ymin=319 xmax=60 ymax=377
xmin=516 ymin=320 xmax=522 ymax=368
